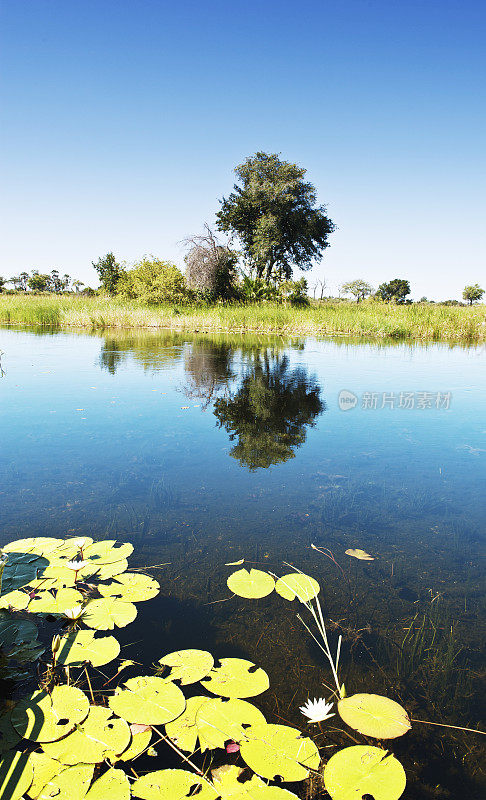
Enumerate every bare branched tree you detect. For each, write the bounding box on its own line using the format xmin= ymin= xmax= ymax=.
xmin=182 ymin=225 xmax=238 ymax=299
xmin=312 ymin=278 xmax=326 ymax=300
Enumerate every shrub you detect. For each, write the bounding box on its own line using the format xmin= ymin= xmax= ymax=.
xmin=184 ymin=227 xmax=239 ymax=300
xmin=118 ymin=257 xmax=192 ymax=305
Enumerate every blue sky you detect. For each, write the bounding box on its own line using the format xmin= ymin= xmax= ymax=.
xmin=1 ymin=0 xmax=484 ymax=299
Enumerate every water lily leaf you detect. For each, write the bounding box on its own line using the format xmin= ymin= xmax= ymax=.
xmin=337 ymin=694 xmax=411 ymax=739
xmin=90 ymin=560 xmax=129 ymax=581
xmin=225 ymin=559 xmax=245 ymax=566
xmin=84 ymin=768 xmax=130 ymax=800
xmin=0 ymin=712 xmax=20 ymax=755
xmin=274 ymin=574 xmax=320 ymax=603
xmin=43 ymin=705 xmax=130 ymax=764
xmin=28 ymin=752 xmax=69 ymax=799
xmin=36 ymin=565 xmax=77 ymax=587
xmin=240 ymin=724 xmax=320 ymax=782
xmin=109 ymin=676 xmax=186 ymax=725
xmin=227 ymin=569 xmax=274 ymax=599
xmin=195 ymin=698 xmax=266 ymax=750
xmin=131 ymin=769 xmax=218 ymax=800
xmin=99 ymin=573 xmax=159 ymax=602
xmin=345 ymin=549 xmax=374 ymax=561
xmin=3 ymin=538 xmax=63 ymax=557
xmin=0 ymin=591 xmax=30 ymax=610
xmin=201 ymin=658 xmax=269 ymax=699
xmin=158 ymin=649 xmax=214 ymax=685
xmin=116 ymin=726 xmax=152 ymax=762
xmin=49 ymin=538 xmax=94 ymax=560
xmin=1 ymin=554 xmax=47 ymax=592
xmin=323 ymin=745 xmax=406 ymax=800
xmin=28 ymin=588 xmax=84 ymax=615
xmin=82 ymin=541 xmax=134 ymax=565
xmin=83 ymin=598 xmax=137 ymax=630
xmin=0 ymin=750 xmax=33 ymax=800
xmin=56 ymin=630 xmax=120 ymax=667
xmin=0 ymin=614 xmax=44 ymax=666
xmin=12 ymin=685 xmax=89 ymax=742
xmin=233 ymin=785 xmax=300 ymax=800
xmin=37 ymin=764 xmax=94 ymax=800
xmin=165 ymin=696 xmax=212 ymax=752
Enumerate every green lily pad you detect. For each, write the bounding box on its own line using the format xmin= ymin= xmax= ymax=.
xmin=27 ymin=752 xmax=69 ymax=799
xmin=109 ymin=676 xmax=186 ymax=725
xmin=84 ymin=768 xmax=130 ymax=800
xmin=0 ymin=750 xmax=34 ymax=800
xmin=42 ymin=705 xmax=131 ymax=764
xmin=323 ymin=745 xmax=406 ymax=800
xmin=99 ymin=573 xmax=159 ymax=602
xmin=36 ymin=764 xmax=94 ymax=800
xmin=0 ymin=712 xmax=20 ymax=755
xmin=56 ymin=630 xmax=120 ymax=667
xmin=1 ymin=553 xmax=47 ymax=593
xmin=131 ymin=769 xmax=218 ymax=800
xmin=83 ymin=598 xmax=137 ymax=630
xmin=165 ymin=696 xmax=212 ymax=753
xmin=0 ymin=591 xmax=30 ymax=611
xmin=201 ymin=658 xmax=269 ymax=699
xmin=116 ymin=725 xmax=152 ymax=762
xmin=158 ymin=649 xmax=214 ymax=685
xmin=0 ymin=613 xmax=45 ymax=669
xmin=274 ymin=574 xmax=320 ymax=603
xmin=240 ymin=724 xmax=320 ymax=782
xmin=337 ymin=694 xmax=411 ymax=739
xmin=195 ymin=698 xmax=266 ymax=750
xmin=227 ymin=569 xmax=275 ymax=599
xmin=12 ymin=685 xmax=89 ymax=742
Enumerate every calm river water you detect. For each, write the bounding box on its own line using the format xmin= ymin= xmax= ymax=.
xmin=0 ymin=328 xmax=485 ymax=797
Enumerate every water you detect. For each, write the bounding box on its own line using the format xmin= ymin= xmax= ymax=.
xmin=1 ymin=328 xmax=485 ymax=796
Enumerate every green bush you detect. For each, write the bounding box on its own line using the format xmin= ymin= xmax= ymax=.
xmin=118 ymin=258 xmax=192 ymax=305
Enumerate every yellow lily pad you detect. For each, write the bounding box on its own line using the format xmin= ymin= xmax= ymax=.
xmin=3 ymin=538 xmax=63 ymax=556
xmin=201 ymin=658 xmax=269 ymax=699
xmin=165 ymin=696 xmax=212 ymax=753
xmin=274 ymin=574 xmax=320 ymax=603
xmin=37 ymin=764 xmax=94 ymax=800
xmin=82 ymin=541 xmax=134 ymax=565
xmin=109 ymin=676 xmax=186 ymax=725
xmin=116 ymin=725 xmax=152 ymax=762
xmin=84 ymin=768 xmax=130 ymax=800
xmin=12 ymin=685 xmax=89 ymax=742
xmin=337 ymin=694 xmax=411 ymax=739
xmin=28 ymin=588 xmax=84 ymax=615
xmin=56 ymin=630 xmax=120 ymax=667
xmin=158 ymin=649 xmax=214 ymax=685
xmin=195 ymin=698 xmax=266 ymax=750
xmin=324 ymin=745 xmax=406 ymax=800
xmin=227 ymin=569 xmax=275 ymax=599
xmin=42 ymin=705 xmax=130 ymax=764
xmin=0 ymin=590 xmax=30 ymax=611
xmin=240 ymin=724 xmax=320 ymax=782
xmin=99 ymin=573 xmax=159 ymax=602
xmin=0 ymin=750 xmax=33 ymax=800
xmin=83 ymin=598 xmax=137 ymax=630
xmin=131 ymin=769 xmax=218 ymax=800
xmin=27 ymin=752 xmax=69 ymax=799
xmin=345 ymin=549 xmax=374 ymax=561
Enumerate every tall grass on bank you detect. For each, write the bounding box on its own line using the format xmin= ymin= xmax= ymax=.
xmin=0 ymin=294 xmax=485 ymax=341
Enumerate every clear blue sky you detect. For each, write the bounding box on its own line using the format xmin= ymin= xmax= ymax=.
xmin=1 ymin=0 xmax=484 ymax=299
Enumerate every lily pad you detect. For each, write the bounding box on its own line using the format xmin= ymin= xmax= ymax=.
xmin=0 ymin=591 xmax=30 ymax=611
xmin=12 ymin=685 xmax=89 ymax=742
xmin=82 ymin=541 xmax=134 ymax=565
xmin=1 ymin=553 xmax=47 ymax=593
xmin=83 ymin=598 xmax=137 ymax=630
xmin=99 ymin=573 xmax=159 ymax=602
xmin=49 ymin=538 xmax=94 ymax=560
xmin=323 ymin=745 xmax=406 ymax=800
xmin=42 ymin=705 xmax=130 ymax=764
xmin=165 ymin=696 xmax=212 ymax=753
xmin=158 ymin=649 xmax=214 ymax=685
xmin=131 ymin=769 xmax=218 ymax=800
xmin=337 ymin=694 xmax=411 ymax=739
xmin=3 ymin=538 xmax=63 ymax=557
xmin=84 ymin=768 xmax=130 ymax=800
xmin=345 ymin=549 xmax=374 ymax=561
xmin=36 ymin=764 xmax=94 ymax=800
xmin=56 ymin=630 xmax=120 ymax=667
xmin=227 ymin=569 xmax=275 ymax=599
xmin=195 ymin=698 xmax=266 ymax=750
xmin=116 ymin=725 xmax=152 ymax=762
xmin=0 ymin=713 xmax=20 ymax=755
xmin=274 ymin=574 xmax=320 ymax=603
xmin=240 ymin=724 xmax=320 ymax=782
xmin=91 ymin=560 xmax=129 ymax=580
xmin=27 ymin=752 xmax=69 ymax=799
xmin=109 ymin=676 xmax=186 ymax=725
xmin=0 ymin=750 xmax=33 ymax=800
xmin=201 ymin=658 xmax=269 ymax=699
xmin=28 ymin=588 xmax=84 ymax=615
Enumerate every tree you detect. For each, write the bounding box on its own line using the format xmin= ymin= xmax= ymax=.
xmin=72 ymin=280 xmax=85 ymax=293
xmin=0 ymin=277 xmax=5 ymax=293
xmin=9 ymin=272 xmax=29 ymax=291
xmin=117 ymin=257 xmax=190 ymax=304
xmin=27 ymin=271 xmax=50 ymax=292
xmin=376 ymin=278 xmax=411 ymax=303
xmin=216 ymin=152 xmax=335 ymax=282
xmin=183 ymin=225 xmax=239 ymax=299
xmin=92 ymin=252 xmax=123 ymax=294
xmin=340 ymin=279 xmax=373 ymax=302
xmin=462 ymin=284 xmax=484 ymax=305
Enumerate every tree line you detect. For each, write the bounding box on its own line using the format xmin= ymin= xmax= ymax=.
xmin=0 ymin=269 xmax=85 ymax=294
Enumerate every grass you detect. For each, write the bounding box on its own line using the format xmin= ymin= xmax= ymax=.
xmin=0 ymin=294 xmax=485 ymax=341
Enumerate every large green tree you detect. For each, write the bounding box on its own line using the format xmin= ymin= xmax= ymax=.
xmin=462 ymin=284 xmax=484 ymax=305
xmin=92 ymin=252 xmax=123 ymax=294
xmin=216 ymin=152 xmax=335 ymax=282
xmin=376 ymin=278 xmax=411 ymax=303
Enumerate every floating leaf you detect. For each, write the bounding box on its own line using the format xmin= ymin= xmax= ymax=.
xmin=42 ymin=705 xmax=130 ymax=764
xmin=0 ymin=590 xmax=30 ymax=611
xmin=84 ymin=768 xmax=130 ymax=800
xmin=201 ymin=658 xmax=269 ymax=699
xmin=109 ymin=676 xmax=186 ymax=725
xmin=165 ymin=696 xmax=212 ymax=752
xmin=225 ymin=559 xmax=245 ymax=566
xmin=49 ymin=538 xmax=94 ymax=560
xmin=82 ymin=541 xmax=134 ymax=565
xmin=12 ymin=685 xmax=89 ymax=742
xmin=323 ymin=745 xmax=406 ymax=800
xmin=274 ymin=574 xmax=320 ymax=603
xmin=28 ymin=752 xmax=69 ymax=799
xmin=131 ymin=769 xmax=218 ymax=800
xmin=0 ymin=614 xmax=44 ymax=667
xmin=37 ymin=764 xmax=94 ymax=800
xmin=158 ymin=649 xmax=214 ymax=685
xmin=99 ymin=573 xmax=159 ymax=602
xmin=83 ymin=598 xmax=137 ymax=630
xmin=3 ymin=538 xmax=63 ymax=557
xmin=92 ymin=560 xmax=129 ymax=580
xmin=195 ymin=698 xmax=266 ymax=750
xmin=227 ymin=569 xmax=274 ymax=599
xmin=337 ymin=694 xmax=411 ymax=739
xmin=56 ymin=630 xmax=120 ymax=667
xmin=345 ymin=549 xmax=374 ymax=561
xmin=28 ymin=588 xmax=84 ymax=615
xmin=0 ymin=750 xmax=33 ymax=800
xmin=1 ymin=553 xmax=47 ymax=592
xmin=240 ymin=724 xmax=320 ymax=782
xmin=0 ymin=712 xmax=20 ymax=755
xmin=116 ymin=726 xmax=152 ymax=762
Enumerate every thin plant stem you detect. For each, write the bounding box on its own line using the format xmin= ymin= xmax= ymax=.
xmin=411 ymin=718 xmax=485 ymax=735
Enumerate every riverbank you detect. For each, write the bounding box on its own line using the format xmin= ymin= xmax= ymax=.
xmin=0 ymin=294 xmax=485 ymax=341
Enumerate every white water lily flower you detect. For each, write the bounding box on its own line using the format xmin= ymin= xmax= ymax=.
xmin=299 ymin=697 xmax=335 ymax=724
xmin=66 ymin=559 xmax=88 ymax=571
xmin=64 ymin=605 xmax=84 ymax=620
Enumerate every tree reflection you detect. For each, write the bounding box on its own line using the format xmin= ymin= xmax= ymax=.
xmin=183 ymin=340 xmax=235 ymax=409
xmin=213 ymin=349 xmax=324 ymax=470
